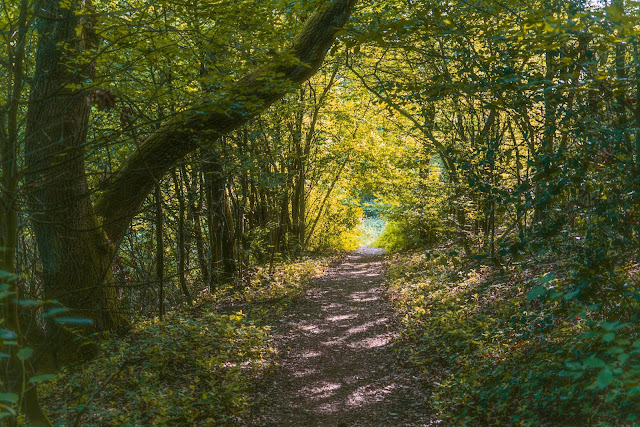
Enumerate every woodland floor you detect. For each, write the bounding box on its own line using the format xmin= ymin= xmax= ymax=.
xmin=249 ymin=247 xmax=437 ymax=426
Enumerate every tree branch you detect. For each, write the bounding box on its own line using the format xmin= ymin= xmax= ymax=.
xmin=95 ymin=0 xmax=358 ymax=245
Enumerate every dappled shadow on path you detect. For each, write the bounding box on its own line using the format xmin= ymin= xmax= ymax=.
xmin=250 ymin=247 xmax=436 ymax=426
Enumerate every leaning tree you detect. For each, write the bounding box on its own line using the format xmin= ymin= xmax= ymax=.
xmin=24 ymin=0 xmax=358 ymax=360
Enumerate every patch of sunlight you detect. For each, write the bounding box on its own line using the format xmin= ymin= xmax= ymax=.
xmin=348 ymin=383 xmax=396 ymax=407
xmin=348 ymin=334 xmax=393 ymax=349
xmin=302 ymin=381 xmax=342 ymax=398
xmin=326 ymin=314 xmax=358 ymax=322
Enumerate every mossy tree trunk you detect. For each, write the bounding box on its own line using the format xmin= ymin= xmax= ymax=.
xmin=24 ymin=0 xmax=127 ymax=363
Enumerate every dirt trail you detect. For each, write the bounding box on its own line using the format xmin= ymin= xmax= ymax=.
xmin=250 ymin=247 xmax=434 ymax=426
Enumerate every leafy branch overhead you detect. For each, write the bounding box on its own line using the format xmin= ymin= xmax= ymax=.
xmin=96 ymin=0 xmax=359 ymax=245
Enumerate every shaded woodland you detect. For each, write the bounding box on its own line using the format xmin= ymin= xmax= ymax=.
xmin=1 ymin=0 xmax=640 ymax=424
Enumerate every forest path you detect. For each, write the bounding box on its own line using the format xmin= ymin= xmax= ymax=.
xmin=250 ymin=247 xmax=434 ymax=426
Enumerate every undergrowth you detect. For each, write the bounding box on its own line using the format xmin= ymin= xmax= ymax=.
xmin=38 ymin=258 xmax=327 ymax=426
xmin=385 ymin=250 xmax=640 ymax=425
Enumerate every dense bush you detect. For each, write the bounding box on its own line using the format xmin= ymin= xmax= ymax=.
xmin=385 ymin=250 xmax=640 ymax=425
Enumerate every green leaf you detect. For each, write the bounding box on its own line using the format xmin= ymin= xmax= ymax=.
xmin=597 ymin=367 xmax=613 ymax=389
xmin=0 ymin=271 xmax=17 ymax=281
xmin=54 ymin=317 xmax=94 ymax=325
xmin=618 ymin=353 xmax=630 ymax=364
xmin=606 ymin=346 xmax=624 ymax=354
xmin=18 ymin=299 xmax=41 ymax=307
xmin=17 ymin=347 xmax=33 ymax=361
xmin=602 ymin=332 xmax=615 ymax=343
xmin=43 ymin=307 xmax=69 ymax=318
xmin=0 ymin=291 xmax=14 ymax=300
xmin=583 ymin=355 xmax=605 ymax=368
xmin=29 ymin=374 xmax=55 ymax=384
xmin=0 ymin=393 xmax=18 ymax=404
xmin=564 ymin=361 xmax=581 ymax=370
xmin=0 ymin=407 xmax=16 ymax=417
xmin=527 ymin=286 xmax=546 ymax=300
xmin=563 ymin=289 xmax=580 ymax=300
xmin=606 ymin=4 xmax=623 ymax=22
xmin=538 ymin=272 xmax=554 ymax=284
xmin=601 ymin=321 xmax=629 ymax=331
xmin=0 ymin=329 xmax=17 ymax=340
xmin=602 ymin=321 xmax=619 ymax=331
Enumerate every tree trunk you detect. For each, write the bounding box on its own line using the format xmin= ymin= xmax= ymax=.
xmin=172 ymin=170 xmax=192 ymax=302
xmin=24 ymin=0 xmax=127 ymax=363
xmin=185 ymin=166 xmax=210 ymax=287
xmin=155 ymin=185 xmax=165 ymax=318
xmin=204 ymin=154 xmax=219 ymax=290
xmin=533 ymin=50 xmax=557 ymax=224
xmin=291 ymin=90 xmax=306 ymax=252
xmin=203 ymin=147 xmax=236 ymax=284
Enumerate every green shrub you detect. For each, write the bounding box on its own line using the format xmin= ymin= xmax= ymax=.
xmin=385 ymin=251 xmax=640 ymax=425
xmin=39 ymin=258 xmax=328 ymax=425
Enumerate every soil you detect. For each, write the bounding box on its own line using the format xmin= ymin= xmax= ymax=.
xmin=249 ymin=247 xmax=437 ymax=426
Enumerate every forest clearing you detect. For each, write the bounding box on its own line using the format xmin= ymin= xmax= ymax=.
xmin=2 ymin=0 xmax=640 ymax=425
